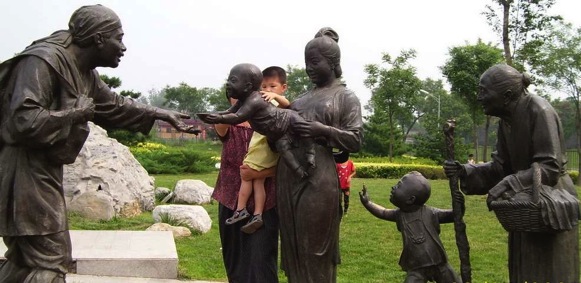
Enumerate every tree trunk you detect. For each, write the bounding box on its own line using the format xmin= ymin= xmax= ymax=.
xmin=501 ymin=0 xmax=513 ymax=65
xmin=389 ymin=113 xmax=394 ymax=162
xmin=472 ymin=110 xmax=479 ymax=162
xmin=483 ymin=115 xmax=491 ymax=162
xmin=575 ymin=102 xmax=581 ymax=185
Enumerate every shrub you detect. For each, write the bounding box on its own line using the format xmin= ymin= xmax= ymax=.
xmin=356 ymin=163 xmax=445 ymax=180
xmin=568 ymin=170 xmax=579 ymax=184
xmin=130 ymin=142 xmax=216 ymax=174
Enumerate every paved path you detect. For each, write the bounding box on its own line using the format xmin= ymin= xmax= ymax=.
xmin=67 ymin=274 xmax=224 ymax=283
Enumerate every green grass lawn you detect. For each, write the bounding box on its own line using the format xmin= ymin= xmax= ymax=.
xmin=69 ymin=172 xmax=581 ymax=283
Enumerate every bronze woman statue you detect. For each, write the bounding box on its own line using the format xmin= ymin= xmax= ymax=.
xmin=277 ymin=27 xmax=363 ymax=282
xmin=444 ymin=64 xmax=579 ymax=282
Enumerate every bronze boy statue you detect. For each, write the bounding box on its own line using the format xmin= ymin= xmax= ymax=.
xmin=359 ymin=171 xmax=462 ymax=283
xmin=198 ymin=63 xmax=315 ymax=178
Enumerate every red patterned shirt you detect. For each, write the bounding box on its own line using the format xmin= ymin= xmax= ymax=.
xmin=336 ymin=160 xmax=355 ymax=190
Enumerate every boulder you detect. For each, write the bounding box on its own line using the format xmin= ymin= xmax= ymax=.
xmin=172 ymin=180 xmax=213 ymax=205
xmin=64 ymin=122 xmax=155 ymax=218
xmin=155 ymin=187 xmax=171 ymax=200
xmin=153 ymin=205 xmax=211 ymax=234
xmin=146 ymin=223 xmax=192 ymax=238
xmin=68 ymin=190 xmax=115 ymax=220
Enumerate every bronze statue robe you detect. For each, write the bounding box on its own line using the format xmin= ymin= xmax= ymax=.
xmin=0 ymin=32 xmax=157 ymax=236
xmin=276 ymin=81 xmax=362 ymax=283
xmin=460 ymin=94 xmax=580 ymax=282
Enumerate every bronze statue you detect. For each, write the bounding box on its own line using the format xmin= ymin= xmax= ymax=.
xmin=197 ymin=63 xmax=316 ymax=178
xmin=360 ymin=172 xmax=462 ymax=283
xmin=444 ymin=64 xmax=580 ymax=282
xmin=0 ymin=5 xmax=198 ymax=282
xmin=276 ymin=27 xmax=363 ymax=283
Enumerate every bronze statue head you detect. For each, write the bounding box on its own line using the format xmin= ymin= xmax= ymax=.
xmin=390 ymin=171 xmax=431 ymax=210
xmin=305 ymin=27 xmax=342 ymax=86
xmin=478 ymin=64 xmax=531 ymax=117
xmin=227 ymin=63 xmax=263 ymax=99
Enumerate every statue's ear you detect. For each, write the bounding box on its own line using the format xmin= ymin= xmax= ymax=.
xmin=243 ymin=82 xmax=253 ymax=93
xmin=503 ymin=89 xmax=513 ymax=105
xmin=406 ymin=195 xmax=416 ymax=205
xmin=93 ymin=32 xmax=105 ymax=47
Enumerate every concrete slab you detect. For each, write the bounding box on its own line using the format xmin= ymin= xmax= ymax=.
xmin=67 ymin=274 xmax=223 ymax=283
xmin=0 ymin=230 xmax=178 ymax=279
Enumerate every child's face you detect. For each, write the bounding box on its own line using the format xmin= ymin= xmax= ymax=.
xmin=261 ymin=77 xmax=287 ymax=95
xmin=389 ymin=179 xmax=411 ymax=209
xmin=226 ymin=69 xmax=250 ymax=99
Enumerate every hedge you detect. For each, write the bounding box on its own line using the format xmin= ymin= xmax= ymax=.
xmin=355 ymin=163 xmax=445 ymax=180
xmin=130 ymin=142 xmax=217 ymax=174
xmin=356 ymin=163 xmax=579 ymax=184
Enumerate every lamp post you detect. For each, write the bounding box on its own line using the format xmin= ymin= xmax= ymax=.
xmin=420 ymin=89 xmax=440 ymax=125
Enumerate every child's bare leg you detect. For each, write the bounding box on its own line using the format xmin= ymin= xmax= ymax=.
xmin=252 ymin=178 xmax=266 ymax=215
xmin=236 ymin=179 xmax=253 ymax=211
xmin=225 ymin=177 xmax=253 ymax=225
xmin=241 ymin=178 xmax=266 ymax=234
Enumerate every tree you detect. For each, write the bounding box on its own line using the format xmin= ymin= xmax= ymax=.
xmin=162 ymin=82 xmax=208 ymax=115
xmin=285 ymin=65 xmax=312 ymax=101
xmin=441 ymin=40 xmax=504 ymax=161
xmin=204 ymin=85 xmax=229 ymax=112
xmin=415 ymin=79 xmax=472 ymax=163
xmin=146 ymin=88 xmax=167 ymax=108
xmin=99 ymin=74 xmax=122 ymax=89
xmin=119 ymin=90 xmax=141 ymax=99
xmin=530 ymin=21 xmax=581 ymax=182
xmin=483 ymin=0 xmax=561 ymax=67
xmin=364 ymin=50 xmax=422 ymax=161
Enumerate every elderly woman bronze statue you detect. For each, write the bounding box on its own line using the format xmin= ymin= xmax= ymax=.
xmin=0 ymin=5 xmax=197 ymax=282
xmin=444 ymin=64 xmax=580 ymax=282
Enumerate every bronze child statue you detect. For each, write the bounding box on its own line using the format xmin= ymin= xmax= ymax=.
xmin=359 ymin=171 xmax=462 ymax=283
xmin=198 ymin=63 xmax=315 ymax=178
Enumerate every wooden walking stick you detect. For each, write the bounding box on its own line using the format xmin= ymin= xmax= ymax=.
xmin=443 ymin=119 xmax=472 ymax=283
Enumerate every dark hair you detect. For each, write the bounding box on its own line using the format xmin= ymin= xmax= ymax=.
xmin=468 ymin=154 xmax=474 ymax=158
xmin=262 ymin=66 xmax=287 ymax=84
xmin=305 ymin=27 xmax=342 ymax=78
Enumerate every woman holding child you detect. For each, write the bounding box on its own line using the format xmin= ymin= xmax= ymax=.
xmin=276 ymin=28 xmax=363 ymax=282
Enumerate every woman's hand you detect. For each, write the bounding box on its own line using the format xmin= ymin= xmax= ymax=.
xmin=292 ymin=119 xmax=329 ymax=138
xmin=156 ymin=109 xmax=199 ymax=134
xmin=240 ymin=164 xmax=259 ymax=181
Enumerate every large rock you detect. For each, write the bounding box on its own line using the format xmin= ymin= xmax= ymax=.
xmin=172 ymin=179 xmax=213 ymax=205
xmin=152 ymin=205 xmax=212 ymax=234
xmin=68 ymin=190 xmax=115 ymax=220
xmin=64 ymin=122 xmax=155 ymax=218
xmin=146 ymin=223 xmax=192 ymax=238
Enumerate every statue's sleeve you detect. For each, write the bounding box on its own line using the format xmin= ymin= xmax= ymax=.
xmin=324 ymin=89 xmax=363 ymax=152
xmin=91 ymin=71 xmax=156 ymax=135
xmin=7 ymin=56 xmax=77 ymax=147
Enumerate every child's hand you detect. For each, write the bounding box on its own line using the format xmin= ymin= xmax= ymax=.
xmin=260 ymin=91 xmax=279 ymax=101
xmin=359 ymin=185 xmax=370 ymax=204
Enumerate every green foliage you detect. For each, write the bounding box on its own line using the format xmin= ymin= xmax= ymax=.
xmin=482 ymin=0 xmax=561 ymax=67
xmin=285 ymin=65 xmax=312 ymax=101
xmin=107 ymin=129 xmax=148 ymax=147
xmin=356 ymin=163 xmax=446 ymax=180
xmin=204 ymin=85 xmax=229 ymax=112
xmin=130 ymin=142 xmax=217 ymax=174
xmin=119 ymin=89 xmax=142 ymax=99
xmin=569 ymin=171 xmax=579 ymax=184
xmin=162 ymin=82 xmax=209 ymax=115
xmin=364 ymin=50 xmax=423 ymax=160
xmin=99 ymin=74 xmax=122 ymax=89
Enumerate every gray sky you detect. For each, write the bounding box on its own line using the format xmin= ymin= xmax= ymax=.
xmin=1 ymin=0 xmax=580 ymax=107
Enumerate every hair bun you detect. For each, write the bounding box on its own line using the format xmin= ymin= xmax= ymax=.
xmin=522 ymin=72 xmax=531 ymax=88
xmin=314 ymin=27 xmax=339 ymax=43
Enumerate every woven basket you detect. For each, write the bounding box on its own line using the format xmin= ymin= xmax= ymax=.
xmin=489 ymin=163 xmax=556 ymax=233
